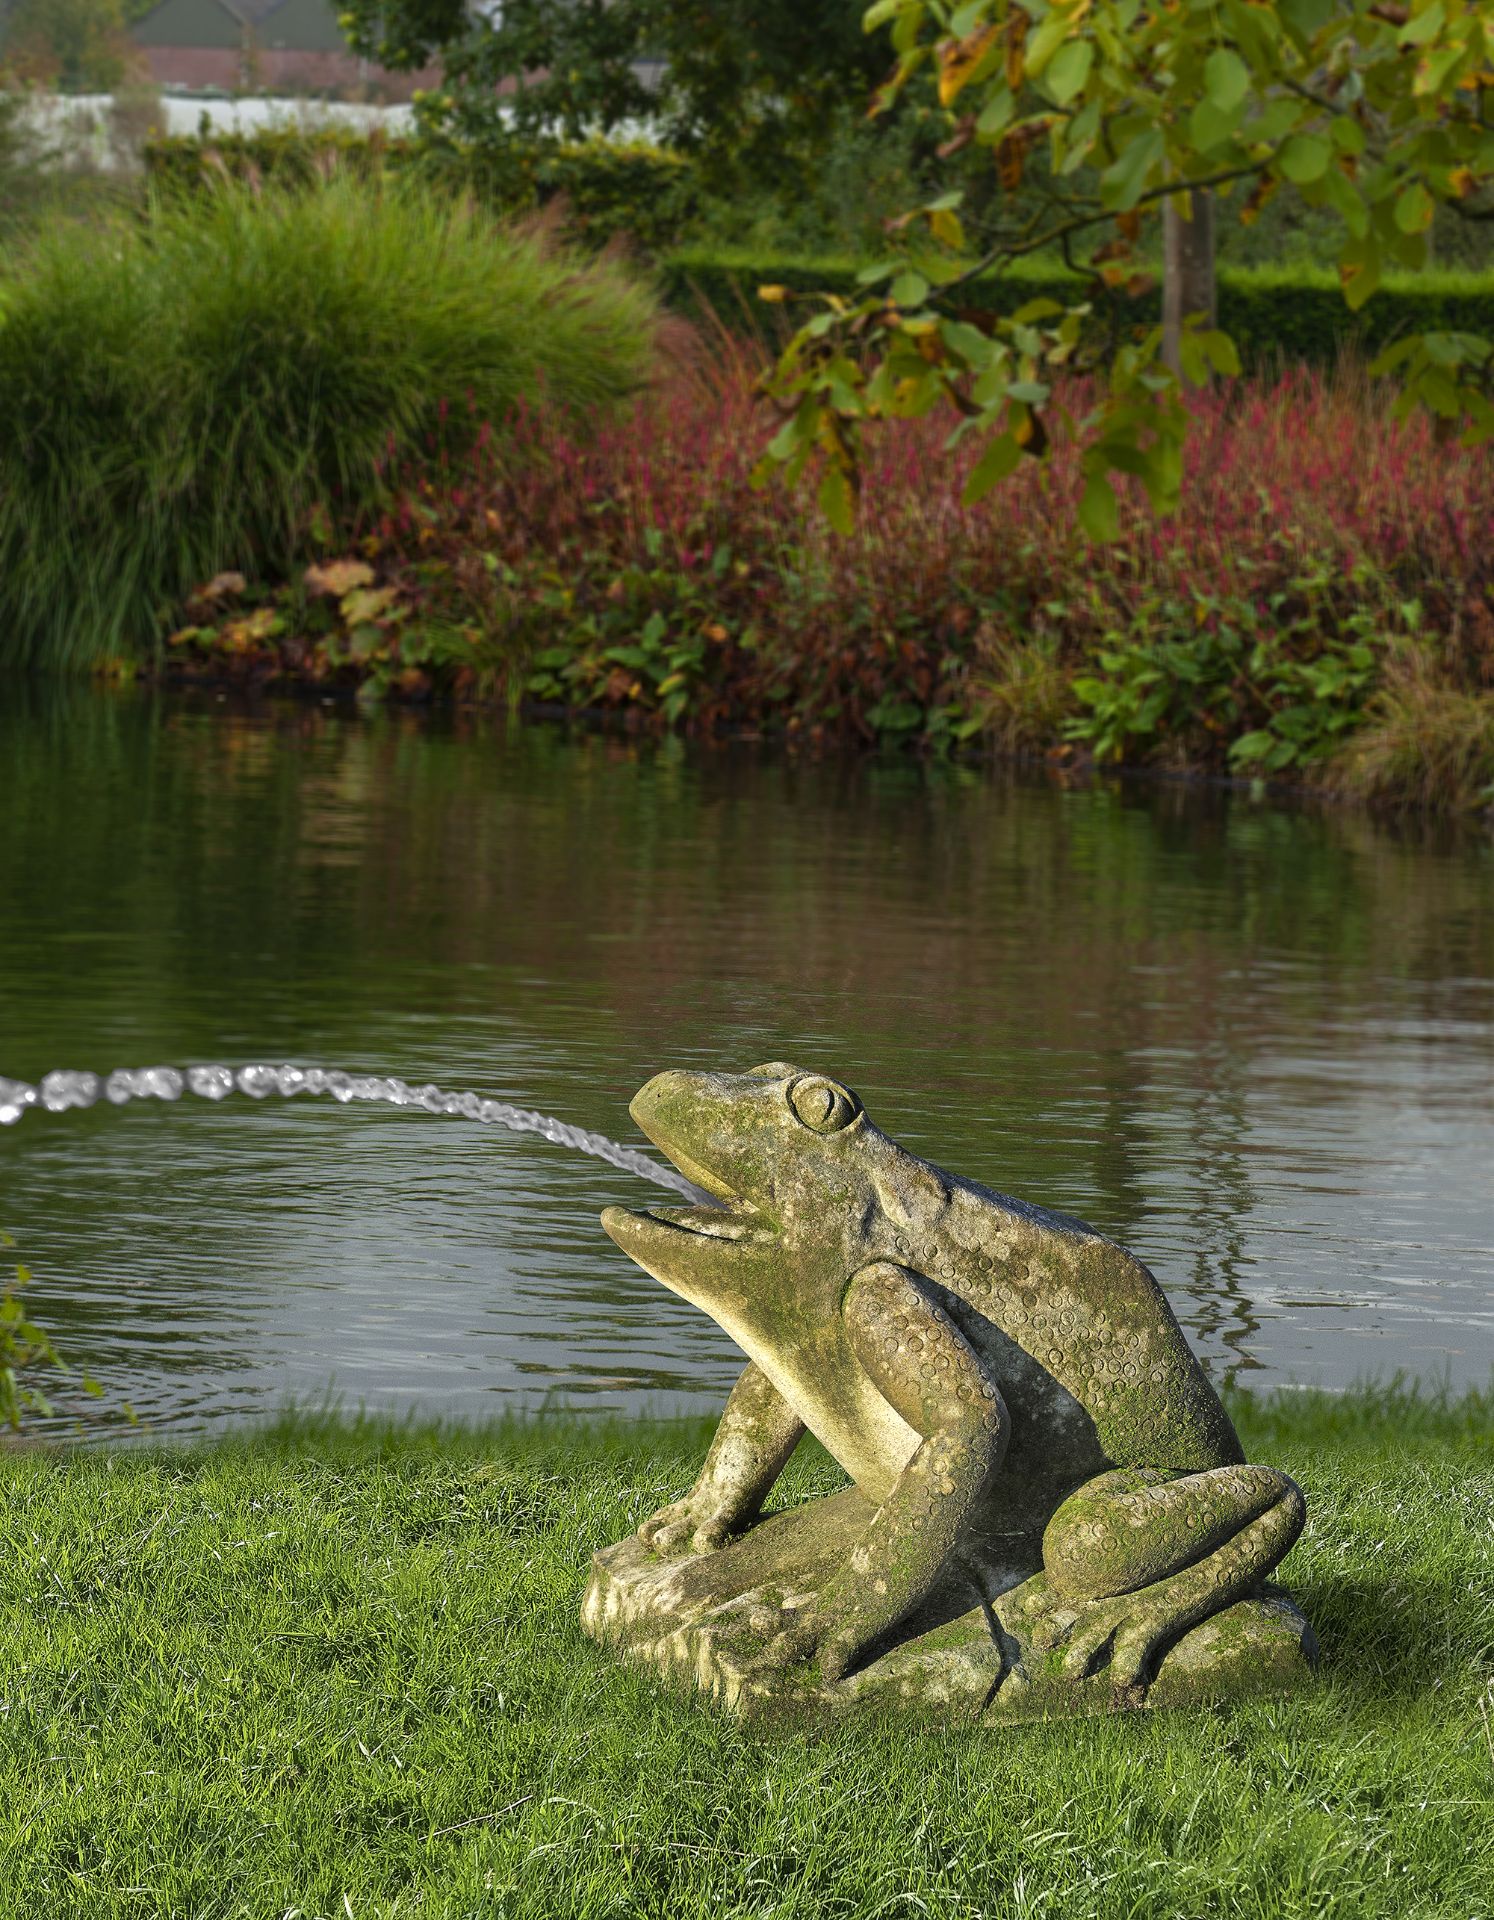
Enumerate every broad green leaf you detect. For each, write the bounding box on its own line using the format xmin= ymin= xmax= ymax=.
xmin=1418 ymin=368 xmax=1464 ymax=417
xmin=1320 ymin=165 xmax=1368 ymax=237
xmin=940 ymin=319 xmax=997 ymax=365
xmin=1204 ymin=48 xmax=1250 ymax=111
xmin=1398 ymin=0 xmax=1446 ymax=47
xmin=1025 ymin=9 xmax=1074 ymax=78
xmin=1254 ymin=97 xmax=1302 ymax=143
xmin=1222 ymin=0 xmax=1282 ymax=64
xmin=1200 ymin=330 xmax=1242 ymax=377
xmin=1178 ymin=331 xmax=1209 ymax=386
xmin=890 ymin=271 xmax=930 ymax=307
xmin=1011 ymin=297 xmax=1066 ymax=324
xmin=1414 ymin=42 xmax=1465 ymax=96
xmin=1078 ymin=471 xmax=1120 ymax=543
xmin=1277 ymin=0 xmax=1334 ymax=36
xmin=976 ymin=89 xmax=1016 ymax=139
xmin=1395 ymin=183 xmax=1434 ymax=233
xmin=960 ymin=431 xmax=1023 ymax=504
xmin=818 ymin=464 xmax=855 ymax=533
xmin=1338 ymin=234 xmax=1382 ymax=311
xmin=891 ymin=5 xmax=927 ymax=55
xmin=767 ymin=417 xmax=804 ymax=460
xmin=1046 ymin=39 xmax=1094 ymax=106
xmin=1278 ymin=134 xmax=1330 ymax=184
xmin=1101 ymin=128 xmax=1166 ymax=211
xmin=1191 ymin=98 xmax=1242 ymax=153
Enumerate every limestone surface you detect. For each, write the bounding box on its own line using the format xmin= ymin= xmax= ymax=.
xmin=587 ymin=1063 xmax=1316 ymax=1717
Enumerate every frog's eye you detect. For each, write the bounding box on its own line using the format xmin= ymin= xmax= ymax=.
xmin=787 ymin=1075 xmax=861 ymax=1134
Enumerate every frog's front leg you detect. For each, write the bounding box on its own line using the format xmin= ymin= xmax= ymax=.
xmin=1004 ymin=1462 xmax=1306 ymax=1693
xmin=639 ymin=1361 xmax=805 ymax=1556
xmin=761 ymin=1261 xmax=1009 ymax=1682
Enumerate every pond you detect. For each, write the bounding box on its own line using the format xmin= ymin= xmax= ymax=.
xmin=2 ymin=685 xmax=1491 ymax=1438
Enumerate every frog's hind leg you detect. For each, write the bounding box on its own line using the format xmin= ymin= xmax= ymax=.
xmin=1006 ymin=1463 xmax=1305 ymax=1692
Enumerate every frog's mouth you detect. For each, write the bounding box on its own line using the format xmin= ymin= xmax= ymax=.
xmin=614 ymin=1200 xmax=777 ymax=1246
xmin=601 ymin=1132 xmax=779 ymax=1279
xmin=601 ymin=1069 xmax=787 ymax=1289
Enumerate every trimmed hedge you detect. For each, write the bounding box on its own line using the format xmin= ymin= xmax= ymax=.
xmin=142 ymin=130 xmax=696 ymax=255
xmin=662 ymin=250 xmax=1494 ymax=366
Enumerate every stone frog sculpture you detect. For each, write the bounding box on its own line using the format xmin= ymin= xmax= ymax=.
xmin=583 ymin=1063 xmax=1315 ymax=1720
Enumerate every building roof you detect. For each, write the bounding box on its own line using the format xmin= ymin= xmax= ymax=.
xmin=133 ymin=0 xmax=350 ymax=54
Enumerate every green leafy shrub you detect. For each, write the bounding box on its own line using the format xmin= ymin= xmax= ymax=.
xmin=143 ymin=131 xmax=697 ymax=254
xmin=1064 ymin=584 xmax=1397 ymax=773
xmin=0 ymin=175 xmax=662 ymax=670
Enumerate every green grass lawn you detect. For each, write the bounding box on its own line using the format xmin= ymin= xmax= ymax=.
xmin=0 ymin=1386 xmax=1490 ymax=1919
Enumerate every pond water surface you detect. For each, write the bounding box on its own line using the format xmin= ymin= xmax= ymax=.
xmin=2 ymin=687 xmax=1491 ymax=1438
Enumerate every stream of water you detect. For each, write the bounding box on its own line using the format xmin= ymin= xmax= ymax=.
xmin=2 ymin=687 xmax=1491 ymax=1436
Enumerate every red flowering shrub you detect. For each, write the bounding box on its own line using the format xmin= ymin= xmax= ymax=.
xmin=162 ymin=347 xmax=1493 ymax=796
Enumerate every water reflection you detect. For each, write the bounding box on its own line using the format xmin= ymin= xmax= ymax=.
xmin=1 ymin=684 xmax=1490 ymax=1435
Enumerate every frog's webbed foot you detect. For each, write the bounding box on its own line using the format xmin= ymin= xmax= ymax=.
xmin=639 ymin=1361 xmax=806 ymax=1558
xmin=743 ymin=1605 xmax=864 ymax=1685
xmin=1053 ymin=1595 xmax=1174 ymax=1690
xmin=1019 ymin=1462 xmax=1306 ymax=1692
xmin=996 ymin=1571 xmax=1078 ymax=1655
xmin=637 ymin=1494 xmax=737 ymax=1557
xmin=997 ymin=1571 xmax=1176 ymax=1687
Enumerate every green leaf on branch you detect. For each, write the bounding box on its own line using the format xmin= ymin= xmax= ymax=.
xmin=1398 ymin=1 xmax=1446 ymax=47
xmin=1277 ymin=0 xmax=1336 ymax=36
xmin=960 ymin=431 xmax=1023 ymax=505
xmin=1200 ymin=331 xmax=1242 ymax=377
xmin=1395 ymin=184 xmax=1434 ymax=234
xmin=1101 ymin=128 xmax=1166 ymax=211
xmin=1191 ymin=98 xmax=1243 ymax=154
xmin=1078 ymin=471 xmax=1120 ymax=544
xmin=1045 ymin=38 xmax=1094 ymax=106
xmin=1279 ymin=134 xmax=1330 ymax=184
xmin=818 ymin=463 xmax=855 ymax=533
xmin=1204 ymin=48 xmax=1251 ymax=112
xmin=1025 ymin=7 xmax=1076 ymax=79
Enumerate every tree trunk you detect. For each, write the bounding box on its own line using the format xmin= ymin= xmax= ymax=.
xmin=1162 ymin=187 xmax=1217 ymax=383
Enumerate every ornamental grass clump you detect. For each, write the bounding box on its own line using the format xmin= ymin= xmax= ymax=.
xmin=0 ymin=176 xmax=661 ymax=671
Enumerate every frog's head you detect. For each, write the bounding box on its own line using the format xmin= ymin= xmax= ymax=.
xmin=602 ymin=1063 xmax=945 ymax=1343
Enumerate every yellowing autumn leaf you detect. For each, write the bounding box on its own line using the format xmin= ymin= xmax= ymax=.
xmin=305 ymin=560 xmax=375 ymax=597
xmin=938 ymin=22 xmax=1003 ymax=106
xmin=340 ymin=586 xmax=403 ymax=626
xmin=929 ymin=205 xmax=966 ymax=249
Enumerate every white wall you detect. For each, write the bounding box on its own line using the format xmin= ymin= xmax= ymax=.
xmin=10 ymin=92 xmax=422 ymax=172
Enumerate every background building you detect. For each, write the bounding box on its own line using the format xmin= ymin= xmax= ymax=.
xmin=130 ymin=0 xmax=441 ymax=98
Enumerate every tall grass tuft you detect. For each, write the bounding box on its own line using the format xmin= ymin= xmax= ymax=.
xmin=1327 ymin=646 xmax=1494 ymax=813
xmin=0 ymin=177 xmax=662 ymax=671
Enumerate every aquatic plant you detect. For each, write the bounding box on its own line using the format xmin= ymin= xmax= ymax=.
xmin=0 ymin=175 xmax=662 ymax=671
xmin=0 ymin=1231 xmax=107 ymax=1432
